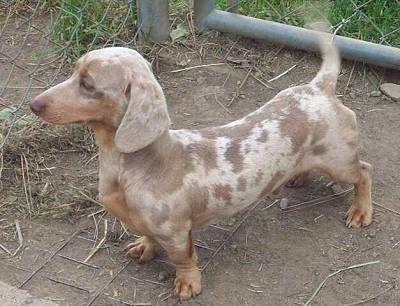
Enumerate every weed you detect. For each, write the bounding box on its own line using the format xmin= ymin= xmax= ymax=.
xmin=216 ymin=0 xmax=400 ymax=47
xmin=50 ymin=0 xmax=137 ymax=58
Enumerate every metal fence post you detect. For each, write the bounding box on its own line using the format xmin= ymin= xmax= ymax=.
xmin=193 ymin=3 xmax=400 ymax=70
xmin=193 ymin=0 xmax=214 ymax=31
xmin=137 ymin=0 xmax=169 ymax=42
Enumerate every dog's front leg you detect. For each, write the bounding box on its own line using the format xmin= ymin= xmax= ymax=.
xmin=158 ymin=229 xmax=201 ymax=300
xmin=101 ymin=192 xmax=162 ymax=262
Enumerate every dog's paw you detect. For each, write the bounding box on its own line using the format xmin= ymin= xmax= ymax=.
xmin=124 ymin=236 xmax=159 ymax=262
xmin=174 ymin=269 xmax=202 ymax=300
xmin=285 ymin=173 xmax=308 ymax=188
xmin=345 ymin=204 xmax=373 ymax=228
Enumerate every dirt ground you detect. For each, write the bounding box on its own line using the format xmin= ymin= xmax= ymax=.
xmin=1 ymin=9 xmax=400 ymax=306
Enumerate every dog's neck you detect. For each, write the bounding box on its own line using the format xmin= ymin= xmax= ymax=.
xmin=88 ymin=121 xmax=116 ymax=152
xmin=89 ymin=120 xmax=174 ymax=159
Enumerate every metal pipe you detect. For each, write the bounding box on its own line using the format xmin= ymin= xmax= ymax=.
xmin=194 ymin=0 xmax=214 ymax=31
xmin=194 ymin=0 xmax=400 ymax=70
xmin=137 ymin=0 xmax=169 ymax=42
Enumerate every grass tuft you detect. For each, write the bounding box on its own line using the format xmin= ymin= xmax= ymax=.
xmin=50 ymin=0 xmax=137 ymax=58
xmin=216 ymin=0 xmax=400 ymax=47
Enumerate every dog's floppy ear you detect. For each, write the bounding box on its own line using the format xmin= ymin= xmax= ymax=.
xmin=115 ymin=78 xmax=170 ymax=153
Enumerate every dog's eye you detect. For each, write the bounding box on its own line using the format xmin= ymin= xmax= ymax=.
xmin=80 ymin=79 xmax=95 ymax=91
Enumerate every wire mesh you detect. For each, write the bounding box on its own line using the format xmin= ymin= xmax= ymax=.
xmin=222 ymin=0 xmax=400 ymax=47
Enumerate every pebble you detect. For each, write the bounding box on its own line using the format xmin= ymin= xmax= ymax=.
xmin=370 ymin=90 xmax=382 ymax=97
xmin=380 ymin=83 xmax=400 ymax=102
xmin=331 ymin=184 xmax=344 ymax=195
xmin=279 ymin=198 xmax=289 ymax=210
xmin=158 ymin=271 xmax=169 ymax=282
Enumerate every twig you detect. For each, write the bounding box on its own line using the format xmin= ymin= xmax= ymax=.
xmin=214 ymin=93 xmax=233 ymax=114
xmin=194 ymin=240 xmax=216 ymax=251
xmin=282 ymin=187 xmax=354 ymax=213
xmin=45 ymin=276 xmax=90 ymax=293
xmin=0 ymin=85 xmax=46 ymax=89
xmin=373 ymin=201 xmax=400 ymax=217
xmin=201 ymin=200 xmax=261 ymax=271
xmin=228 ymin=67 xmax=252 ymax=107
xmin=267 ymin=64 xmax=297 ymax=83
xmin=19 ymin=230 xmax=80 ymax=288
xmin=209 ymin=224 xmax=230 ymax=232
xmin=87 ymin=208 xmax=106 ymax=218
xmin=304 ymin=260 xmax=380 ymax=306
xmin=0 ymin=220 xmax=24 ymax=257
xmin=261 ymin=199 xmax=279 ymax=211
xmin=58 ymin=254 xmax=100 ymax=269
xmin=247 ymin=288 xmax=264 ymax=293
xmin=343 ymin=62 xmax=356 ymax=95
xmin=166 ymin=63 xmax=225 ymax=73
xmin=343 ymin=284 xmax=394 ymax=306
xmin=105 ymin=294 xmax=151 ymax=306
xmin=250 ymin=73 xmax=275 ymax=89
xmin=70 ymin=185 xmax=103 ymax=207
xmin=0 ymin=243 xmax=13 ymax=256
xmin=20 ymin=155 xmax=32 ymax=217
xmin=129 ymin=275 xmax=167 ymax=287
xmin=84 ymin=219 xmax=108 ymax=263
xmin=13 ymin=220 xmax=23 ymax=256
xmin=86 ymin=260 xmax=131 ymax=306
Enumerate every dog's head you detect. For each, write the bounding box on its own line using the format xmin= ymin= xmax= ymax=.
xmin=30 ymin=47 xmax=170 ymax=153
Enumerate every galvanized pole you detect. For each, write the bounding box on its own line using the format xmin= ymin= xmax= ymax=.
xmin=137 ymin=0 xmax=169 ymax=42
xmin=194 ymin=0 xmax=400 ymax=70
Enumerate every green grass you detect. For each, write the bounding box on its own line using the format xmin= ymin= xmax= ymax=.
xmin=216 ymin=0 xmax=400 ymax=47
xmin=50 ymin=0 xmax=136 ymax=58
xmin=49 ymin=0 xmax=399 ymax=56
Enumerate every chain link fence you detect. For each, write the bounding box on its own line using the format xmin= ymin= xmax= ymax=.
xmin=220 ymin=0 xmax=400 ymax=47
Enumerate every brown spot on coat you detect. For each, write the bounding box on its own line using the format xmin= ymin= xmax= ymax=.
xmin=188 ymin=140 xmax=218 ymax=174
xmin=254 ymin=169 xmax=263 ymax=186
xmin=121 ymin=133 xmax=195 ymax=198
xmin=185 ymin=184 xmax=210 ymax=215
xmin=313 ymin=144 xmax=327 ymax=155
xmin=347 ymin=140 xmax=357 ymax=149
xmin=279 ymin=103 xmax=310 ymax=154
xmin=257 ymin=130 xmax=268 ymax=143
xmin=213 ymin=184 xmax=233 ymax=204
xmin=237 ymin=176 xmax=247 ymax=192
xmin=311 ymin=121 xmax=328 ymax=145
xmin=225 ymin=140 xmax=243 ymax=173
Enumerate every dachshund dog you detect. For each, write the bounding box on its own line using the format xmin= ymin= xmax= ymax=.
xmin=30 ymin=32 xmax=372 ymax=300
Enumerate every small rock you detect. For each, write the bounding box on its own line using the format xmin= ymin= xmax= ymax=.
xmin=380 ymin=83 xmax=400 ymax=102
xmin=279 ymin=198 xmax=289 ymax=210
xmin=370 ymin=90 xmax=382 ymax=97
xmin=158 ymin=271 xmax=169 ymax=282
xmin=331 ymin=184 xmax=344 ymax=195
xmin=349 ymin=92 xmax=356 ymax=99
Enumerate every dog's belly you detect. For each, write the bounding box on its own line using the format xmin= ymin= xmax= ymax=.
xmin=189 ymin=150 xmax=298 ymax=227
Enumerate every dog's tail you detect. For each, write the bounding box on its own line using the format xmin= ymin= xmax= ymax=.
xmin=310 ymin=31 xmax=340 ymax=95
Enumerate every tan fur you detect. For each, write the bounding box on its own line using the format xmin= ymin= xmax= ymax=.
xmin=30 ymin=34 xmax=373 ymax=300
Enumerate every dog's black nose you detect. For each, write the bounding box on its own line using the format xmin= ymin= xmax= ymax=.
xmin=29 ymin=97 xmax=45 ymax=115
